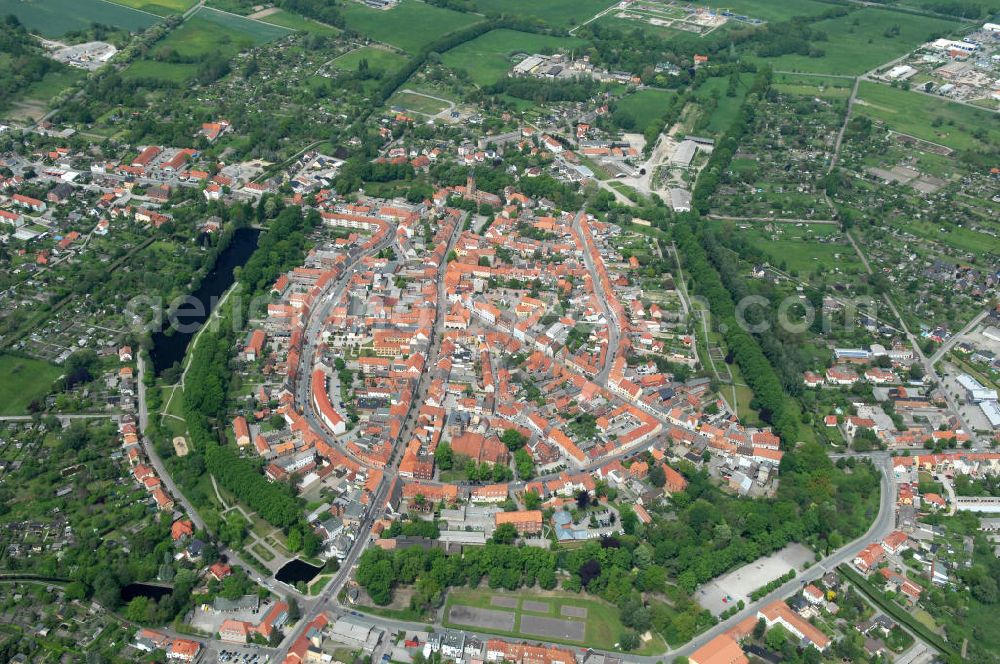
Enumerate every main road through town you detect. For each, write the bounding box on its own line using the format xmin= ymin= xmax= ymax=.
xmin=274 ymin=214 xmax=464 ymax=661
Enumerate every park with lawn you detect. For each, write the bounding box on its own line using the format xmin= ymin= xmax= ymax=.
xmin=0 ymin=354 xmax=62 ymax=415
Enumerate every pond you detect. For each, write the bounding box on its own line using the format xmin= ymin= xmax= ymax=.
xmin=275 ymin=558 xmax=322 ymax=585
xmin=149 ymin=227 xmax=260 ymax=374
xmin=121 ymin=582 xmax=172 ymax=603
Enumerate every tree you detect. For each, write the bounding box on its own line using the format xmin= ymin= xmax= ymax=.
xmin=435 ymin=441 xmax=453 ymax=470
xmin=501 ymin=428 xmax=527 ymax=450
xmin=765 ymin=624 xmax=788 ymax=651
xmin=523 ymin=489 xmax=541 ymax=510
xmin=753 ymin=617 xmax=766 ymax=639
xmin=648 ymin=464 xmax=666 ymax=488
xmin=492 ymin=523 xmax=518 ymax=545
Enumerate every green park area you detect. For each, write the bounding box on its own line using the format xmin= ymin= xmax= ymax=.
xmin=331 ymin=46 xmax=409 ymax=77
xmin=0 ymin=354 xmax=62 ymax=415
xmin=340 ymin=0 xmax=482 ymax=54
xmin=441 ymin=29 xmax=585 ymax=87
xmin=613 ymin=89 xmax=675 ymax=133
xmin=388 ymin=91 xmax=450 ymax=116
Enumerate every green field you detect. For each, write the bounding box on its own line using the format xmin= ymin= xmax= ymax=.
xmin=853 ymin=81 xmax=1000 ymax=151
xmin=0 ymin=354 xmax=62 ymax=415
xmin=195 ymin=7 xmax=294 ymax=42
xmin=443 ymin=587 xmax=667 ymax=654
xmin=691 ymin=73 xmax=753 ymax=134
xmin=897 ymin=0 xmax=999 ymax=18
xmin=708 ymin=221 xmax=865 ymax=276
xmin=340 ymin=0 xmax=482 ymax=54
xmin=594 ymin=14 xmax=682 ymax=39
xmin=441 ymin=29 xmax=584 ymax=87
xmin=614 ymin=88 xmax=675 ymax=131
xmin=331 ymin=46 xmax=409 ymax=75
xmin=0 ymin=0 xmax=159 ymax=37
xmin=471 ymin=0 xmax=612 ymax=28
xmin=108 ymin=0 xmax=196 ymax=15
xmin=389 ymin=91 xmax=449 ymax=115
xmin=772 ymin=72 xmax=854 ymax=99
xmin=757 ymin=8 xmax=959 ymax=74
xmin=21 ymin=68 xmax=85 ymax=104
xmin=695 ymin=0 xmax=832 ymax=21
xmin=258 ymin=8 xmax=340 ymax=35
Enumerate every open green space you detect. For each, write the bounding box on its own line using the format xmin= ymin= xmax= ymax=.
xmin=772 ymin=72 xmax=854 ymax=99
xmin=896 ymin=0 xmax=999 ymax=19
xmin=441 ymin=29 xmax=585 ymax=87
xmin=108 ymin=0 xmax=197 ymax=15
xmin=614 ymin=88 xmax=675 ymax=132
xmin=21 ymin=68 xmax=84 ymax=105
xmin=694 ymin=0 xmax=833 ymax=21
xmin=331 ymin=46 xmax=409 ymax=76
xmin=388 ymin=91 xmax=449 ymax=115
xmin=195 ymin=6 xmax=294 ymax=42
xmin=709 ymin=222 xmax=864 ymax=276
xmin=853 ymin=81 xmax=1000 ymax=152
xmin=691 ymin=73 xmax=752 ymax=134
xmin=258 ymin=8 xmax=340 ymax=35
xmin=594 ymin=14 xmax=682 ymax=40
xmin=443 ymin=587 xmax=667 ymax=655
xmin=340 ymin=0 xmax=482 ymax=54
xmin=757 ymin=8 xmax=959 ymax=74
xmin=121 ymin=59 xmax=198 ymax=83
xmin=0 ymin=0 xmax=159 ymax=37
xmin=471 ymin=0 xmax=612 ymax=29
xmin=0 ymin=354 xmax=62 ymax=415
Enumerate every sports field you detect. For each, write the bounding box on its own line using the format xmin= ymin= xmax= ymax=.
xmin=471 ymin=0 xmax=612 ymax=28
xmin=340 ymin=0 xmax=482 ymax=54
xmin=0 ymin=354 xmax=62 ymax=415
xmin=853 ymin=82 xmax=1000 ymax=152
xmin=441 ymin=29 xmax=585 ymax=87
xmin=108 ymin=0 xmax=197 ymax=15
xmin=757 ymin=8 xmax=959 ymax=75
xmin=443 ymin=587 xmax=667 ymax=654
xmin=389 ymin=91 xmax=450 ymax=116
xmin=0 ymin=0 xmax=159 ymax=37
xmin=330 ymin=46 xmax=409 ymax=76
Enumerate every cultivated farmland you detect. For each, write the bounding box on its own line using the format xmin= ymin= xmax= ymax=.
xmin=0 ymin=0 xmax=159 ymax=37
xmin=441 ymin=29 xmax=585 ymax=87
xmin=470 ymin=0 xmax=612 ymax=29
xmin=755 ymin=8 xmax=960 ymax=74
xmin=340 ymin=0 xmax=482 ymax=54
xmin=853 ymin=81 xmax=1000 ymax=151
xmin=107 ymin=0 xmax=197 ymax=15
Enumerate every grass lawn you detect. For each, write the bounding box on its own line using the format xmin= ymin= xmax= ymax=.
xmin=691 ymin=73 xmax=753 ymax=134
xmin=340 ymin=0 xmax=482 ymax=54
xmin=0 ymin=354 xmax=62 ymax=415
xmin=0 ymin=0 xmax=159 ymax=37
xmin=21 ymin=68 xmax=84 ymax=105
xmin=471 ymin=0 xmax=612 ymax=29
xmin=772 ymin=72 xmax=855 ymax=100
xmin=388 ymin=91 xmax=449 ymax=115
xmin=695 ymin=0 xmax=833 ymax=21
xmin=443 ymin=587 xmax=667 ymax=655
xmin=108 ymin=0 xmax=197 ymax=15
xmin=331 ymin=46 xmax=409 ymax=76
xmin=441 ymin=29 xmax=585 ymax=87
xmin=122 ymin=59 xmax=198 ymax=83
xmin=757 ymin=8 xmax=960 ymax=75
xmin=712 ymin=222 xmax=864 ymax=276
xmin=614 ymin=88 xmax=675 ymax=131
xmin=853 ymin=81 xmax=1000 ymax=152
xmin=258 ymin=8 xmax=340 ymax=35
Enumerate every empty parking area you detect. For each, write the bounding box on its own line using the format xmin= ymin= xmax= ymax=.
xmin=447 ymin=605 xmax=516 ymax=632
xmin=522 ymin=600 xmax=550 ymax=613
xmin=518 ymin=615 xmax=586 ymax=642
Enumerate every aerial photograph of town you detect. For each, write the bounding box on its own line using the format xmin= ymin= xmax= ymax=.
xmin=0 ymin=0 xmax=998 ymax=662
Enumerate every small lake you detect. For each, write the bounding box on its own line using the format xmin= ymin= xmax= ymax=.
xmin=275 ymin=558 xmax=322 ymax=585
xmin=149 ymin=227 xmax=260 ymax=374
xmin=121 ymin=582 xmax=172 ymax=603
